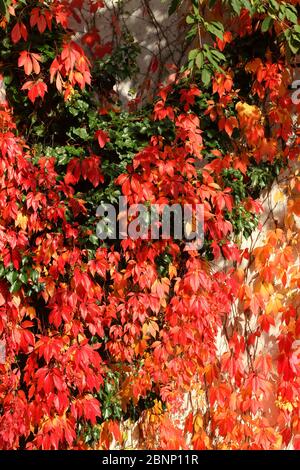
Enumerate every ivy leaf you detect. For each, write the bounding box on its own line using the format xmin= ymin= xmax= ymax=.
xmin=10 ymin=280 xmax=22 ymax=294
xmin=285 ymin=28 xmax=300 ymax=54
xmin=72 ymin=127 xmax=89 ymax=140
xmin=261 ymin=16 xmax=273 ymax=33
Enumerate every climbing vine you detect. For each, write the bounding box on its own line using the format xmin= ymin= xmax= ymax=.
xmin=1 ymin=0 xmax=300 ymax=450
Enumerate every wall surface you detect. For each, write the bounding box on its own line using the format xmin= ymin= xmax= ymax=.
xmin=71 ymin=0 xmax=188 ymax=103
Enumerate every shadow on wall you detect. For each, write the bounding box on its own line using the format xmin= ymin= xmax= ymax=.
xmin=91 ymin=0 xmax=189 ymax=104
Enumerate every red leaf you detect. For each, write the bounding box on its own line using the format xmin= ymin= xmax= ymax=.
xmin=64 ymin=158 xmax=81 ymax=185
xmin=294 ymin=435 xmax=300 ymax=450
xmin=18 ymin=51 xmax=41 ymax=75
xmin=225 ymin=116 xmax=238 ymax=137
xmin=11 ymin=22 xmax=28 ymax=43
xmin=95 ymin=129 xmax=110 ymax=148
xmin=21 ymin=80 xmax=47 ymax=103
xmin=81 ymin=155 xmax=104 ymax=187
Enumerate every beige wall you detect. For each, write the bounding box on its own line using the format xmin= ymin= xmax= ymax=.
xmin=71 ymin=0 xmax=188 ymax=103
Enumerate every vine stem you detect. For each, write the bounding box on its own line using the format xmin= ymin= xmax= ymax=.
xmin=198 ymin=22 xmax=203 ymax=50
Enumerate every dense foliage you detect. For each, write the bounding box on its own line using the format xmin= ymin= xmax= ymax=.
xmin=1 ymin=0 xmax=300 ymax=450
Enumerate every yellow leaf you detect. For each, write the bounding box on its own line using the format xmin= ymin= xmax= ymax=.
xmin=15 ymin=212 xmax=28 ymax=230
xmin=152 ymin=399 xmax=163 ymax=415
xmin=142 ymin=320 xmax=159 ymax=339
xmin=193 ymin=414 xmax=203 ymax=434
xmin=27 ymin=307 xmax=36 ymax=319
xmin=265 ymin=296 xmax=282 ymax=315
xmin=273 ymin=190 xmax=284 ymax=204
xmin=168 ymin=263 xmax=177 ymax=279
xmin=12 ymin=294 xmax=21 ymax=307
xmin=254 ymin=281 xmax=272 ymax=300
xmin=236 ymin=101 xmax=261 ymax=121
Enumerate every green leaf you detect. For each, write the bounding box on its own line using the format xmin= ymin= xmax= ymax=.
xmin=186 ymin=15 xmax=195 ymax=24
xmin=211 ymin=49 xmax=226 ymax=61
xmin=6 ymin=270 xmax=18 ymax=285
xmin=188 ymin=48 xmax=199 ymax=61
xmin=206 ymin=21 xmax=224 ymax=41
xmin=230 ymin=0 xmax=242 ymax=15
xmin=284 ymin=29 xmax=296 ymax=55
xmin=89 ymin=235 xmax=99 ymax=246
xmin=293 ymin=25 xmax=300 ymax=34
xmin=291 ymin=32 xmax=300 ymax=46
xmin=195 ymin=51 xmax=204 ymax=69
xmin=30 ymin=270 xmax=39 ymax=283
xmin=285 ymin=6 xmax=298 ymax=24
xmin=102 ymin=407 xmax=112 ymax=420
xmin=19 ymin=272 xmax=28 ymax=283
xmin=71 ymin=127 xmax=89 ymax=140
xmin=243 ymin=0 xmax=256 ymax=16
xmin=192 ymin=5 xmax=201 ymax=19
xmin=10 ymin=280 xmax=22 ymax=294
xmin=290 ymin=43 xmax=300 ymax=54
xmin=269 ymin=0 xmax=279 ymax=11
xmin=201 ymin=67 xmax=212 ymax=87
xmin=261 ymin=16 xmax=273 ymax=33
xmin=205 ymin=49 xmax=223 ymax=71
xmin=186 ymin=25 xmax=197 ymax=40
xmin=0 ymin=0 xmax=8 ymax=16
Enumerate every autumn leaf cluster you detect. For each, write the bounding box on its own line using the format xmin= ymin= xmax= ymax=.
xmin=1 ymin=0 xmax=300 ymax=450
